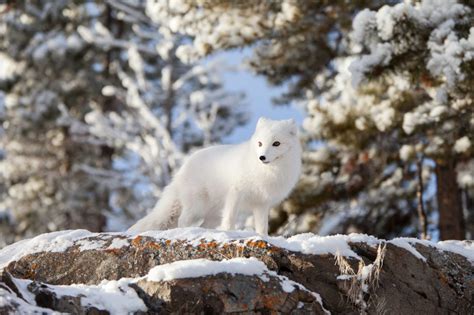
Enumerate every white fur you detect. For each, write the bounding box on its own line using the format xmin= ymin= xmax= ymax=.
xmin=128 ymin=117 xmax=302 ymax=235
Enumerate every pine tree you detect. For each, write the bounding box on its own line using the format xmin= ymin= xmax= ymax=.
xmin=0 ymin=1 xmax=118 ymax=245
xmin=341 ymin=0 xmax=474 ymax=239
xmin=0 ymin=0 xmax=248 ymax=243
xmin=69 ymin=0 xmax=248 ymax=228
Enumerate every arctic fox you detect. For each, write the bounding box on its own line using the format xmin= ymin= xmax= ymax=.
xmin=128 ymin=117 xmax=302 ymax=235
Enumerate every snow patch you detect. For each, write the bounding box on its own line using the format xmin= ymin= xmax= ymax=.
xmin=389 ymin=238 xmax=427 ymax=262
xmin=454 ymin=136 xmax=471 ymax=153
xmin=437 ymin=240 xmax=474 ymax=263
xmin=138 ymin=228 xmax=379 ymax=259
xmin=107 ymin=238 xmax=130 ymax=249
xmin=0 ymin=287 xmax=57 ymax=314
xmin=0 ymin=230 xmax=95 ymax=269
xmin=77 ymin=239 xmax=107 ymax=251
xmin=52 ymin=279 xmax=147 ymax=315
xmin=146 ymin=257 xmax=269 ymax=282
xmin=144 ymin=256 xmax=329 ymax=313
xmin=7 ymin=277 xmax=146 ymax=315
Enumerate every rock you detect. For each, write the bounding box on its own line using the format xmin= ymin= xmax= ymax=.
xmin=131 ymin=274 xmax=325 ymax=314
xmin=0 ymin=228 xmax=473 ymax=314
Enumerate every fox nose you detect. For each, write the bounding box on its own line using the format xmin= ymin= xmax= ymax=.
xmin=259 ymin=155 xmax=266 ymax=161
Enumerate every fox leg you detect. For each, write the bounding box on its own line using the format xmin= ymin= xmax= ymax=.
xmin=178 ymin=190 xmax=206 ymax=227
xmin=220 ymin=191 xmax=240 ymax=231
xmin=253 ymin=206 xmax=269 ymax=235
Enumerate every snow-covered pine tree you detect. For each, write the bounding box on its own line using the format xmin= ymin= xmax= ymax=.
xmin=146 ymin=0 xmax=395 ymax=102
xmin=344 ymin=0 xmax=474 ymax=239
xmin=146 ymin=0 xmax=416 ymax=237
xmin=0 ymin=1 xmax=116 ymax=246
xmin=0 ymin=0 xmax=247 ymax=244
xmin=54 ymin=0 xmax=248 ymax=230
xmin=150 ymin=0 xmax=474 ymax=239
xmin=303 ymin=0 xmax=474 ymax=239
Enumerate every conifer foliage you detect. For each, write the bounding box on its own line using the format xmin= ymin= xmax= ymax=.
xmin=149 ymin=0 xmax=474 ymax=239
xmin=0 ymin=0 xmax=247 ymax=246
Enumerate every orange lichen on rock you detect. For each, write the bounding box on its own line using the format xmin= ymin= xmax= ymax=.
xmin=103 ymin=248 xmax=122 ymax=255
xmin=144 ymin=241 xmax=161 ymax=250
xmin=246 ymin=240 xmax=269 ymax=249
xmin=131 ymin=236 xmax=143 ymax=247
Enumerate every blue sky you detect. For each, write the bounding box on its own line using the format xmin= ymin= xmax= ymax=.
xmin=211 ymin=49 xmax=305 ymax=144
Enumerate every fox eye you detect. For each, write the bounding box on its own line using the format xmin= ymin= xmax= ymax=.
xmin=258 ymin=141 xmax=262 ymax=147
xmin=272 ymin=141 xmax=280 ymax=147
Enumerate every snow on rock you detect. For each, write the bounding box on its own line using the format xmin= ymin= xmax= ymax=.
xmin=2 ymin=227 xmax=473 ymax=270
xmin=7 ymin=277 xmax=147 ymax=315
xmin=0 ymin=229 xmax=95 ymax=269
xmin=437 ymin=240 xmax=474 ymax=263
xmin=388 ymin=238 xmax=428 ymax=262
xmin=0 ymin=287 xmax=57 ymax=315
xmin=146 ymin=257 xmax=269 ymax=282
xmin=49 ymin=279 xmax=147 ymax=315
xmin=144 ymin=256 xmax=321 ymax=298
xmin=76 ymin=238 xmax=107 ymax=251
xmin=106 ymin=237 xmax=131 ymax=249
xmin=138 ymin=227 xmax=380 ymax=259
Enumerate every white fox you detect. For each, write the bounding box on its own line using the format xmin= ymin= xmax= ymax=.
xmin=128 ymin=117 xmax=302 ymax=235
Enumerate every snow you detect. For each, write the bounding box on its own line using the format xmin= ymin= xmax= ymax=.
xmin=8 ymin=277 xmax=147 ymax=315
xmin=0 ymin=287 xmax=59 ymax=314
xmin=454 ymin=136 xmax=471 ymax=153
xmin=350 ymin=0 xmax=473 ymax=88
xmin=402 ymin=112 xmax=421 ymax=135
xmin=0 ymin=229 xmax=95 ymax=269
xmin=0 ymin=53 xmax=19 ymax=81
xmin=389 ymin=238 xmax=427 ymax=262
xmin=53 ymin=279 xmax=147 ymax=315
xmin=145 ymin=256 xmax=329 ymax=313
xmin=281 ymin=233 xmax=367 ymax=259
xmin=107 ymin=238 xmax=130 ymax=249
xmin=457 ymin=160 xmax=474 ymax=188
xmin=437 ymin=240 xmax=474 ymax=263
xmin=370 ymin=102 xmax=395 ymax=131
xmin=349 ymin=42 xmax=393 ymax=86
xmin=1 ymin=228 xmax=474 ymax=274
xmin=146 ymin=257 xmax=270 ymax=282
xmin=359 ymin=263 xmax=373 ymax=292
xmin=399 ymin=144 xmax=415 ymax=161
xmin=351 ymin=9 xmax=376 ymax=44
xmin=138 ymin=227 xmax=379 ymax=259
xmin=77 ymin=239 xmax=107 ymax=251
xmin=3 ymin=257 xmax=326 ymax=313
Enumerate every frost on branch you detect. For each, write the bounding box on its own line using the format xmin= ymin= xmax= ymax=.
xmin=146 ymin=0 xmax=392 ymax=103
xmin=0 ymin=1 xmax=114 ymax=246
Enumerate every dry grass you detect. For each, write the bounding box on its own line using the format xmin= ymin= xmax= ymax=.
xmin=335 ymin=242 xmax=387 ymax=314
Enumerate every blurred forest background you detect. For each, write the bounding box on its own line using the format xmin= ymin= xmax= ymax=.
xmin=0 ymin=0 xmax=473 ymax=247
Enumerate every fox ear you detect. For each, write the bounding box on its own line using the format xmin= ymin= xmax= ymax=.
xmin=287 ymin=119 xmax=297 ymax=136
xmin=256 ymin=117 xmax=269 ymax=130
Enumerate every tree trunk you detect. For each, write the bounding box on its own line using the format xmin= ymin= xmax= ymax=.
xmin=463 ymin=189 xmax=474 ymax=239
xmin=435 ymin=159 xmax=465 ymax=240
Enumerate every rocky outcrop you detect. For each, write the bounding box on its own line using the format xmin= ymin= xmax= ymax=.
xmin=0 ymin=228 xmax=473 ymax=314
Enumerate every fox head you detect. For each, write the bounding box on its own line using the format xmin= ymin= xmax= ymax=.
xmin=252 ymin=117 xmax=299 ymax=164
